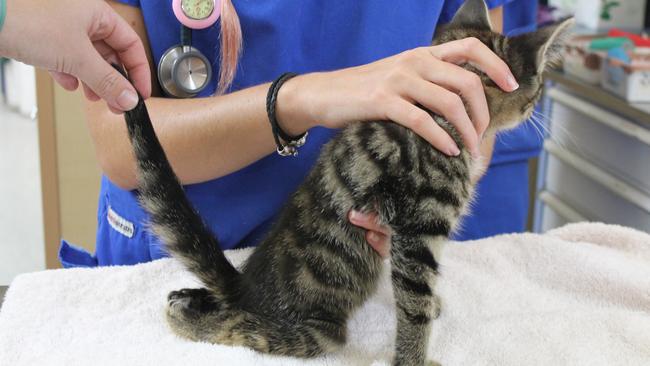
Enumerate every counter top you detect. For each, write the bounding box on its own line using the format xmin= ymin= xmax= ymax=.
xmin=547 ymin=70 xmax=650 ymax=128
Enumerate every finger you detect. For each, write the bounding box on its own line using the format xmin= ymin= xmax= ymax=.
xmin=348 ymin=211 xmax=391 ymax=236
xmin=92 ymin=41 xmax=121 ymax=65
xmin=82 ymin=43 xmax=118 ymax=103
xmin=49 ymin=71 xmax=80 ymax=91
xmin=385 ymin=99 xmax=461 ymax=156
xmin=81 ymin=82 xmax=101 ymax=102
xmin=83 ymin=77 xmax=123 ymax=114
xmin=90 ymin=3 xmax=152 ymax=98
xmin=429 ymin=37 xmax=519 ymax=92
xmin=415 ymin=59 xmax=490 ymax=138
xmin=399 ymin=78 xmax=479 ymax=156
xmin=366 ymin=232 xmax=390 ymax=258
xmin=74 ymin=43 xmax=140 ymax=111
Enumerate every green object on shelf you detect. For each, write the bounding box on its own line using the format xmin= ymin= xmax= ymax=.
xmin=589 ymin=37 xmax=632 ymax=51
xmin=600 ymin=0 xmax=621 ymax=21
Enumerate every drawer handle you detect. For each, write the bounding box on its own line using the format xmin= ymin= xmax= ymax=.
xmin=539 ymin=190 xmax=589 ymax=223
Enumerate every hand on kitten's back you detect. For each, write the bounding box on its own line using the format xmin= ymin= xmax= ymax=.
xmin=278 ymin=37 xmax=519 ymax=158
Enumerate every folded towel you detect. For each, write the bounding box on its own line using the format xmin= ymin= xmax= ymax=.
xmin=1 ymin=222 xmax=649 ymax=365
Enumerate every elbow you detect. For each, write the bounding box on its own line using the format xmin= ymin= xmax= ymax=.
xmin=86 ymin=105 xmax=140 ymax=190
xmin=96 ymin=152 xmax=139 ymax=191
xmin=108 ymin=173 xmax=139 ymax=192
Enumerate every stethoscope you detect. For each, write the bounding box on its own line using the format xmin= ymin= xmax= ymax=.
xmin=158 ymin=0 xmax=221 ymax=98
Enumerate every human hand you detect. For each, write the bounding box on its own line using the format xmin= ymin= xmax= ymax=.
xmin=0 ymin=0 xmax=151 ymax=112
xmin=348 ymin=210 xmax=391 ymax=258
xmin=277 ymin=38 xmax=519 ymax=157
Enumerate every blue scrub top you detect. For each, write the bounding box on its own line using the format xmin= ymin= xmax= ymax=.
xmin=60 ymin=0 xmax=535 ymax=268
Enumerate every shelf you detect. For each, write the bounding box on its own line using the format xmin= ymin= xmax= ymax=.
xmin=547 ymin=88 xmax=650 ymax=147
xmin=546 ymin=69 xmax=650 ymax=128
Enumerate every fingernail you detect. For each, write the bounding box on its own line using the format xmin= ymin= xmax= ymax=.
xmin=448 ymin=145 xmax=461 ymax=156
xmin=507 ymin=75 xmax=519 ymax=91
xmin=117 ymin=89 xmax=139 ymax=111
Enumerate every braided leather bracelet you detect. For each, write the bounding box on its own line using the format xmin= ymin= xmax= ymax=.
xmin=266 ymin=72 xmax=308 ymax=157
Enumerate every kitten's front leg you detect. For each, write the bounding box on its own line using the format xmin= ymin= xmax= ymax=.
xmin=389 ymin=233 xmax=443 ymax=366
xmin=431 ymin=293 xmax=442 ymax=320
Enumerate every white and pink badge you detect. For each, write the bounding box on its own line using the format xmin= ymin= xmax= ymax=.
xmin=172 ymin=0 xmax=221 ymax=29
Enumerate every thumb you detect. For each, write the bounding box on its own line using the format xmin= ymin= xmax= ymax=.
xmin=75 ymin=47 xmax=139 ymax=112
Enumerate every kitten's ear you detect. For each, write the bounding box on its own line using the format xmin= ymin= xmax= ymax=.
xmin=531 ymin=18 xmax=575 ymax=72
xmin=449 ymin=0 xmax=492 ymax=31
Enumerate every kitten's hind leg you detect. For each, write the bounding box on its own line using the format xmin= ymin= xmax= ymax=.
xmin=166 ymin=289 xmax=345 ymax=358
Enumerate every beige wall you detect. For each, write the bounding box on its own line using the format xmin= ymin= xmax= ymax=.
xmin=37 ymin=71 xmax=102 ymax=268
xmin=53 ymin=86 xmax=102 ymax=254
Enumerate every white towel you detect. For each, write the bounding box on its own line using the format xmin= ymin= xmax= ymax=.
xmin=1 ymin=222 xmax=649 ymax=365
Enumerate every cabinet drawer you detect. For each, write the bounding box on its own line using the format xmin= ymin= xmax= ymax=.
xmin=541 ymin=205 xmax=571 ymax=233
xmin=548 ymin=88 xmax=650 ymax=195
xmin=546 ymin=153 xmax=650 ymax=232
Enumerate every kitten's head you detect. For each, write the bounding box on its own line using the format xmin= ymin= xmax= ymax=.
xmin=434 ymin=0 xmax=573 ymax=132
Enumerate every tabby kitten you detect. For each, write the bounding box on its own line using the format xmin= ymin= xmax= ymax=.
xmin=122 ymin=1 xmax=572 ymax=365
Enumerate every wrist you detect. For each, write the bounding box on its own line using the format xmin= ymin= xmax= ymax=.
xmin=274 ymin=73 xmax=320 ymax=135
xmin=0 ymin=0 xmax=34 ymax=63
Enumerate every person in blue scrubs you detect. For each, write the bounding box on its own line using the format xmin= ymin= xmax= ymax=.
xmin=61 ymin=0 xmax=535 ymax=267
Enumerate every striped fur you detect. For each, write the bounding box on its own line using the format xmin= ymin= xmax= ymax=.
xmin=121 ymin=2 xmax=572 ymax=365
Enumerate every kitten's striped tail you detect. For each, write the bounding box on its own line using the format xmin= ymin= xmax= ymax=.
xmin=122 ymin=92 xmax=241 ymax=295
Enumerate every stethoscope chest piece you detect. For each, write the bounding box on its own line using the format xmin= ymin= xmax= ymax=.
xmin=158 ymin=44 xmax=212 ymax=98
xmin=159 ymin=0 xmax=220 ymax=98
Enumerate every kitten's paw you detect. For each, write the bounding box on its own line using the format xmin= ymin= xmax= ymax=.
xmin=167 ymin=288 xmax=219 ymax=319
xmin=166 ymin=288 xmax=223 ymax=341
xmin=431 ymin=294 xmax=442 ymax=319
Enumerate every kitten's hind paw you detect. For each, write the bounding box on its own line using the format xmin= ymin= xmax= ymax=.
xmin=166 ymin=288 xmax=227 ymax=342
xmin=167 ymin=288 xmax=220 ymax=318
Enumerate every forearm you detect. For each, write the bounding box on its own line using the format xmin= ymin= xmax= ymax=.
xmin=88 ymin=82 xmax=311 ymax=190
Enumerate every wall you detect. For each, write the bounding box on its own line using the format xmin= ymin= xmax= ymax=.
xmin=4 ymin=60 xmax=36 ymax=116
xmin=37 ymin=71 xmax=101 ymax=268
xmin=53 ymin=86 xmax=102 ymax=255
